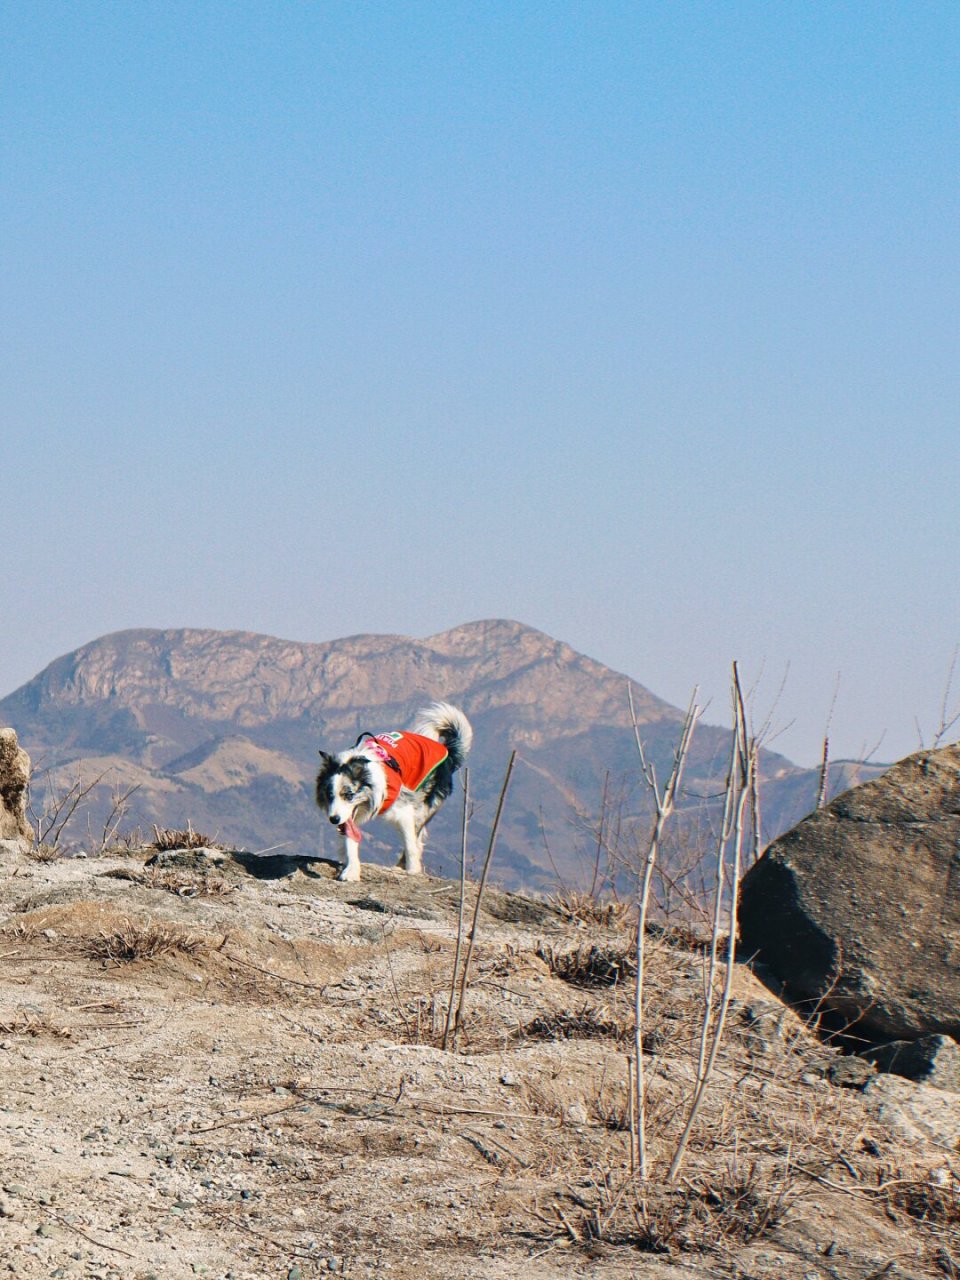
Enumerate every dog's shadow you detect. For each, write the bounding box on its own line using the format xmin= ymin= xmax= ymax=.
xmin=227 ymin=850 xmax=339 ymax=881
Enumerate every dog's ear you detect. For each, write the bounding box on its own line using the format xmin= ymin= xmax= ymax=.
xmin=317 ymin=749 xmax=332 ymax=768
xmin=346 ymin=758 xmax=370 ymax=784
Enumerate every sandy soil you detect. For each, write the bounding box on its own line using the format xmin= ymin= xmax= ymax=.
xmin=1 ymin=844 xmax=956 ymax=1279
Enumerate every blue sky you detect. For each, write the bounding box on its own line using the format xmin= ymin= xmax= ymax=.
xmin=2 ymin=1 xmax=958 ymax=766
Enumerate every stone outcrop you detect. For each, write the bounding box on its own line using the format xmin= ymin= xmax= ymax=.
xmin=861 ymin=1034 xmax=960 ymax=1092
xmin=0 ymin=727 xmax=33 ymax=847
xmin=739 ymin=744 xmax=960 ymax=1042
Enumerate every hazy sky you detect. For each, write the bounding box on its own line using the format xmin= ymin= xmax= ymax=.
xmin=3 ymin=2 xmax=958 ymax=766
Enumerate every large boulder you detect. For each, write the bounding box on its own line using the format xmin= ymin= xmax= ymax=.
xmin=0 ymin=727 xmax=34 ymax=847
xmin=738 ymin=744 xmax=960 ymax=1041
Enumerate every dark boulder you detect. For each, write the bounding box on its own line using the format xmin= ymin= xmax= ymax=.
xmin=739 ymin=744 xmax=960 ymax=1041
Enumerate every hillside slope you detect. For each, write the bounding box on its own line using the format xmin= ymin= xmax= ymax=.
xmin=0 ymin=842 xmax=951 ymax=1278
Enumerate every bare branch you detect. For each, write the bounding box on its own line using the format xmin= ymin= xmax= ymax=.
xmin=633 ymin=688 xmax=700 ymax=1180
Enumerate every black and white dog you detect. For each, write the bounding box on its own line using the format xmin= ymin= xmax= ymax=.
xmin=315 ymin=701 xmax=472 ymax=882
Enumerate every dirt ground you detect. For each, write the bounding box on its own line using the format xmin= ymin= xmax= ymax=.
xmin=1 ymin=843 xmax=958 ymax=1280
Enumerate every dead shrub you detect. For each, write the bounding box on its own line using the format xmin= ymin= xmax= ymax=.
xmin=591 ymin=1088 xmax=631 ymax=1132
xmin=151 ymin=822 xmax=220 ymax=851
xmin=373 ymin=993 xmax=506 ymax=1053
xmin=538 ymin=942 xmax=636 ymax=988
xmin=0 ymin=1012 xmax=71 ymax=1039
xmin=690 ymin=1156 xmax=799 ymax=1244
xmin=2 ymin=919 xmax=45 ymax=940
xmin=538 ymin=1159 xmax=799 ymax=1257
xmin=25 ymin=843 xmax=64 ymax=864
xmin=100 ymin=866 xmax=236 ymax=898
xmin=549 ymin=890 xmax=633 ymax=932
xmin=87 ymin=917 xmax=208 ymax=964
xmin=521 ymin=1004 xmax=630 ymax=1044
xmin=877 ymin=1165 xmax=960 ymax=1231
xmin=536 ymin=1176 xmax=712 ymax=1254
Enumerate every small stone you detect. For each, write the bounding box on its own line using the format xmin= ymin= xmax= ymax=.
xmin=287 ymin=1268 xmax=303 ymax=1280
xmin=36 ymin=1223 xmax=54 ymax=1237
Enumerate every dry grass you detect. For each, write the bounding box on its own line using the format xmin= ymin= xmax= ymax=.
xmin=369 ymin=991 xmax=511 ymax=1053
xmin=536 ymin=1155 xmax=802 ymax=1256
xmin=0 ymin=1011 xmax=71 ymax=1039
xmin=86 ymin=917 xmax=209 ymax=964
xmin=2 ymin=918 xmax=45 ymax=940
xmin=549 ymin=889 xmax=633 ymax=931
xmin=538 ymin=941 xmax=636 ymax=988
xmin=100 ymin=865 xmax=237 ymax=898
xmin=876 ymin=1164 xmax=960 ymax=1231
xmin=151 ymin=822 xmax=220 ymax=851
xmin=521 ymin=1003 xmax=631 ymax=1044
xmin=24 ymin=842 xmax=64 ymax=864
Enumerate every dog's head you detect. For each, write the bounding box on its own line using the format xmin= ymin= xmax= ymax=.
xmin=315 ymin=751 xmax=376 ymax=828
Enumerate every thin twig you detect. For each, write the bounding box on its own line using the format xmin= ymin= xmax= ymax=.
xmin=668 ymin=664 xmax=753 ymax=1182
xmin=632 ymin=689 xmax=700 ymax=1179
xmin=589 ymin=770 xmax=611 ymax=899
xmin=934 ymin=643 xmax=960 ymax=748
xmin=36 ymin=1205 xmax=135 ymax=1258
xmin=442 ymin=768 xmax=470 ymax=1050
xmin=220 ymin=951 xmax=328 ymax=991
xmin=452 ymin=752 xmax=516 ymax=1048
xmin=188 ymin=1101 xmax=307 ymax=1134
xmin=696 ymin=695 xmax=740 ymax=1087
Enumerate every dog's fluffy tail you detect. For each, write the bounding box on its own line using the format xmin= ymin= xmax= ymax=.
xmin=413 ymin=701 xmax=473 ymax=770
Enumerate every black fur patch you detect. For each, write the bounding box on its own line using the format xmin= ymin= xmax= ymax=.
xmin=315 ymin=754 xmax=374 ymax=808
xmin=418 ymin=756 xmax=457 ymax=814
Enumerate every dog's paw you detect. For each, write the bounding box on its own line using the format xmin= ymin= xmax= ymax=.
xmin=336 ymin=864 xmax=361 ymax=883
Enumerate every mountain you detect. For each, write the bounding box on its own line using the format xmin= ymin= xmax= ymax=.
xmin=0 ymin=620 xmax=879 ymax=893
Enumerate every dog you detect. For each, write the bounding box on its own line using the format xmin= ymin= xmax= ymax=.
xmin=315 ymin=701 xmax=473 ymax=882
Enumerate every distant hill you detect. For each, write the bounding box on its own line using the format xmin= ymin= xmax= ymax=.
xmin=0 ymin=620 xmax=882 ymax=892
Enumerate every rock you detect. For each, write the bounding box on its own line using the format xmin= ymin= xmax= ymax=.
xmin=863 ymin=1074 xmax=960 ymax=1148
xmin=738 ymin=998 xmax=805 ymax=1054
xmin=0 ymin=728 xmax=33 ymax=847
xmin=739 ymin=744 xmax=960 ymax=1041
xmin=825 ymin=1056 xmax=876 ymax=1089
xmin=145 ymin=848 xmax=222 ymax=872
xmin=861 ymin=1035 xmax=960 ymax=1092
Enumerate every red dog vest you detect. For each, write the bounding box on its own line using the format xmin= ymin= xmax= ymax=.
xmin=362 ymin=732 xmax=449 ymax=814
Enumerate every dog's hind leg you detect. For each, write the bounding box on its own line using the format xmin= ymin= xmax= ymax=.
xmin=395 ymin=807 xmax=423 ymax=875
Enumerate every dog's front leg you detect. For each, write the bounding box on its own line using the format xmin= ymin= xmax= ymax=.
xmin=337 ymin=836 xmax=361 ymax=882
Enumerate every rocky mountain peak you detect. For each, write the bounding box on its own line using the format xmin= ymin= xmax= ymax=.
xmin=0 ymin=620 xmax=831 ymax=890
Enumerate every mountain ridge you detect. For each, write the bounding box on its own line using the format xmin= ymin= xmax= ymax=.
xmin=0 ymin=620 xmax=875 ymax=890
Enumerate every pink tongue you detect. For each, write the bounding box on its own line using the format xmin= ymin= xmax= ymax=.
xmin=339 ymin=818 xmax=363 ymax=844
